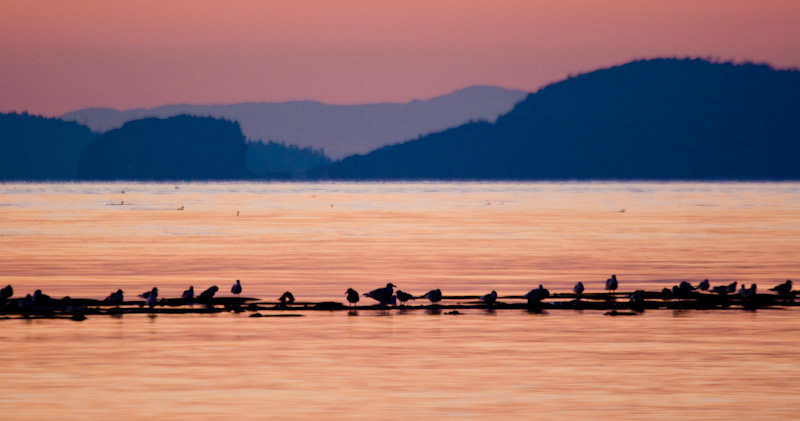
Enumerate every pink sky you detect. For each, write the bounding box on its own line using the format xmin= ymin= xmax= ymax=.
xmin=2 ymin=0 xmax=799 ymax=115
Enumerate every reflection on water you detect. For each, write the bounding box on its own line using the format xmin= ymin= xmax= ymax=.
xmin=1 ymin=182 xmax=799 ymax=418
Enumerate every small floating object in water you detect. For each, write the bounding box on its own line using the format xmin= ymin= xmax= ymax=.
xmin=314 ymin=301 xmax=345 ymax=310
xmin=445 ymin=310 xmax=461 ymax=315
xmin=604 ymin=310 xmax=639 ymax=316
xmin=249 ymin=312 xmax=263 ymax=318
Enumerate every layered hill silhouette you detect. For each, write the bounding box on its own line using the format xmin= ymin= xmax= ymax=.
xmin=77 ymin=115 xmax=250 ymax=180
xmin=61 ymin=86 xmax=529 ymax=160
xmin=0 ymin=113 xmax=99 ymax=180
xmin=326 ymin=58 xmax=800 ymax=180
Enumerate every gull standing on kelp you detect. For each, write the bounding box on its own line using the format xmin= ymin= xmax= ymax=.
xmin=364 ymin=283 xmax=396 ymax=305
xmin=726 ymin=281 xmax=738 ymax=294
xmin=605 ymin=275 xmax=618 ymax=293
xmin=182 ymin=286 xmax=194 ymax=300
xmin=104 ymin=289 xmax=124 ymax=306
xmin=769 ymin=280 xmax=793 ymax=298
xmin=144 ymin=287 xmax=158 ymax=308
xmin=422 ymin=289 xmax=443 ymax=305
xmin=345 ymin=288 xmax=360 ymax=308
xmin=0 ymin=284 xmax=13 ymax=301
xmin=480 ymin=290 xmax=497 ymax=305
xmin=573 ymin=282 xmax=585 ymax=295
xmin=197 ymin=286 xmax=219 ymax=301
xmin=231 ymin=280 xmax=242 ymax=297
xmin=396 ymin=290 xmax=416 ymax=305
xmin=524 ymin=285 xmax=550 ymax=303
xmin=698 ymin=279 xmax=710 ymax=291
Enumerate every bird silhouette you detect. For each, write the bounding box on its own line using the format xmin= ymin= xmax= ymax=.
xmin=711 ymin=285 xmax=728 ymax=295
xmin=630 ymin=290 xmax=647 ymax=303
xmin=605 ymin=275 xmax=618 ymax=293
xmin=573 ymin=282 xmax=585 ymax=295
xmin=345 ymin=288 xmax=360 ymax=308
xmin=104 ymin=289 xmax=124 ymax=305
xmin=0 ymin=284 xmax=13 ymax=301
xmin=769 ymin=280 xmax=792 ymax=297
xmin=144 ymin=287 xmax=158 ymax=308
xmin=739 ymin=283 xmax=757 ymax=300
xmin=396 ymin=290 xmax=416 ymax=305
xmin=182 ymin=286 xmax=194 ymax=300
xmin=197 ymin=286 xmax=219 ymax=301
xmin=364 ymin=283 xmax=396 ymax=305
xmin=726 ymin=281 xmax=738 ymax=294
xmin=231 ymin=280 xmax=242 ymax=296
xmin=422 ymin=289 xmax=443 ymax=304
xmin=698 ymin=279 xmax=710 ymax=291
xmin=524 ymin=285 xmax=550 ymax=302
xmin=480 ymin=290 xmax=498 ymax=305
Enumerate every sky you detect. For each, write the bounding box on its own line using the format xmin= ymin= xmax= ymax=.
xmin=2 ymin=0 xmax=799 ymax=116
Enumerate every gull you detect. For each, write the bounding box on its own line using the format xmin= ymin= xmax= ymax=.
xmin=769 ymin=280 xmax=793 ymax=297
xmin=396 ymin=290 xmax=416 ymax=305
xmin=698 ymin=279 xmax=710 ymax=291
xmin=197 ymin=286 xmax=219 ymax=301
xmin=573 ymin=282 xmax=585 ymax=295
xmin=231 ymin=279 xmax=242 ymax=297
xmin=524 ymin=285 xmax=550 ymax=302
xmin=364 ymin=283 xmax=396 ymax=305
xmin=630 ymin=290 xmax=647 ymax=303
xmin=605 ymin=275 xmax=618 ymax=293
xmin=479 ymin=290 xmax=498 ymax=305
xmin=182 ymin=286 xmax=194 ymax=300
xmin=711 ymin=285 xmax=729 ymax=296
xmin=104 ymin=289 xmax=124 ymax=305
xmin=33 ymin=289 xmax=52 ymax=304
xmin=726 ymin=281 xmax=738 ymax=294
xmin=739 ymin=283 xmax=757 ymax=300
xmin=144 ymin=287 xmax=158 ymax=308
xmin=422 ymin=289 xmax=443 ymax=305
xmin=345 ymin=288 xmax=360 ymax=308
xmin=678 ymin=281 xmax=695 ymax=296
xmin=0 ymin=284 xmax=13 ymax=301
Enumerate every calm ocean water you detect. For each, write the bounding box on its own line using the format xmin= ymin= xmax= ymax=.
xmin=1 ymin=181 xmax=799 ymax=419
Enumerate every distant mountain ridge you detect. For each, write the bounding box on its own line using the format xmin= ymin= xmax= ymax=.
xmin=326 ymin=58 xmax=800 ymax=180
xmin=61 ymin=86 xmax=529 ymax=159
